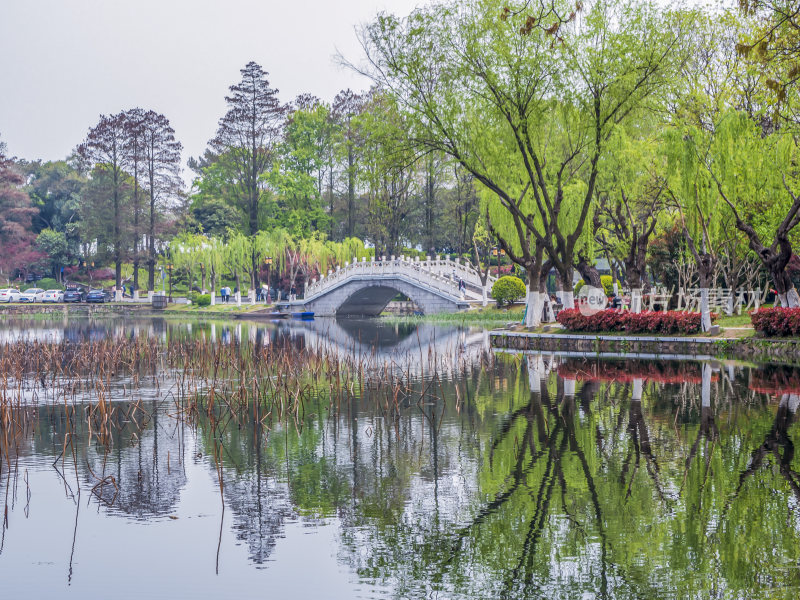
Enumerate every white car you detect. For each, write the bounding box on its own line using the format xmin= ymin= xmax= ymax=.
xmin=0 ymin=288 xmax=22 ymax=302
xmin=41 ymin=289 xmax=65 ymax=303
xmin=19 ymin=288 xmax=45 ymax=303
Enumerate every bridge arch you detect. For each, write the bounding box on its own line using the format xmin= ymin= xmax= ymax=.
xmin=336 ymin=284 xmax=414 ymax=317
xmin=294 ymin=275 xmax=469 ymax=317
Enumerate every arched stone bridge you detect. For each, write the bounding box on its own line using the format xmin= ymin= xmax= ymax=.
xmin=288 ymin=256 xmax=496 ymax=317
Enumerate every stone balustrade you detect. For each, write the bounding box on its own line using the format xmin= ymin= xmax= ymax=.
xmin=305 ymin=255 xmax=495 ymax=301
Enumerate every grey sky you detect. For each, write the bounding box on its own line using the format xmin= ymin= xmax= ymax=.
xmin=0 ymin=0 xmax=421 ymax=168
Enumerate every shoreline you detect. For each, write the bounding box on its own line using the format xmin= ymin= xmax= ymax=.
xmin=490 ymin=329 xmax=800 ymax=364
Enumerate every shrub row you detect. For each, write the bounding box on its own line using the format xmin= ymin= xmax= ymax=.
xmin=750 ymin=307 xmax=800 ymax=337
xmin=190 ymin=292 xmax=212 ymax=307
xmin=556 ymin=309 xmax=708 ymax=334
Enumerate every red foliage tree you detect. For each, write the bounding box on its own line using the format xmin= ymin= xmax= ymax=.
xmin=0 ymin=141 xmax=43 ymax=280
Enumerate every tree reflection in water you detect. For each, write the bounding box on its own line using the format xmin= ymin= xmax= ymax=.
xmin=1 ymin=321 xmax=800 ymax=598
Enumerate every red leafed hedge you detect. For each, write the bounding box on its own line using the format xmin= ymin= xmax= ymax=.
xmin=750 ymin=307 xmax=800 ymax=337
xmin=556 ymin=309 xmax=708 ymax=334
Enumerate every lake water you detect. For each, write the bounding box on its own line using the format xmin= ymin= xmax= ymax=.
xmin=0 ymin=316 xmax=798 ymax=599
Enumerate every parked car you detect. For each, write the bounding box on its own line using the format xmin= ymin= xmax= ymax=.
xmin=63 ymin=289 xmax=85 ymax=303
xmin=19 ymin=288 xmax=45 ymax=303
xmin=41 ymin=289 xmax=65 ymax=303
xmin=0 ymin=288 xmax=22 ymax=302
xmin=85 ymin=289 xmax=112 ymax=303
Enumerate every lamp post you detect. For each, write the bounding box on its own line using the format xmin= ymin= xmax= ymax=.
xmin=264 ymin=256 xmax=273 ymax=303
xmin=166 ymin=264 xmax=173 ymax=301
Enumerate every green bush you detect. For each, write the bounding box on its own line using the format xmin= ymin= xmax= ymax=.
xmin=491 ymin=276 xmax=526 ymax=307
xmin=601 ymin=275 xmax=614 ymax=297
xmin=195 ymin=294 xmax=211 ymax=307
xmin=29 ymin=278 xmax=62 ymax=290
xmin=575 ymin=276 xmax=615 ymax=298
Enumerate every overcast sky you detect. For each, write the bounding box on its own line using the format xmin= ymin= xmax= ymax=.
xmin=0 ymin=0 xmax=422 ymax=168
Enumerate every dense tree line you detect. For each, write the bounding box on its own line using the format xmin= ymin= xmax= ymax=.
xmin=357 ymin=0 xmax=800 ymax=328
xmin=187 ymin=63 xmax=480 ymax=261
xmin=3 ymin=0 xmax=800 ymax=321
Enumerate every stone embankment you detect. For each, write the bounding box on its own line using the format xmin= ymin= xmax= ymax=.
xmin=0 ymin=303 xmax=155 ymax=316
xmin=490 ymin=330 xmax=800 ymax=363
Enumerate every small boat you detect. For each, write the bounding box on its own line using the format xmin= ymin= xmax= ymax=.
xmin=290 ymin=311 xmax=315 ymax=320
xmin=238 ymin=310 xmax=289 ymax=320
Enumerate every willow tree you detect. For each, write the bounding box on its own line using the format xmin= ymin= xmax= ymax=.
xmin=480 ymin=172 xmax=551 ymax=327
xmin=737 ymin=0 xmax=800 ymax=115
xmin=705 ymin=112 xmax=800 ymax=306
xmin=356 ymin=0 xmax=685 ymax=316
xmin=595 ymin=127 xmax=666 ymax=311
xmin=225 ymin=232 xmax=254 ymax=304
xmin=471 ymin=221 xmax=493 ymax=307
xmin=331 ymin=236 xmax=371 ymax=266
xmin=169 ymin=232 xmax=207 ymax=294
xmin=200 ymin=237 xmax=224 ymax=304
xmin=299 ymin=234 xmax=334 ymax=291
xmin=663 ymin=128 xmax=722 ymax=331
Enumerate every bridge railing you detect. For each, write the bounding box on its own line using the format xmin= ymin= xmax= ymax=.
xmin=419 ymin=256 xmax=497 ymax=290
xmin=305 ymin=255 xmax=484 ymax=301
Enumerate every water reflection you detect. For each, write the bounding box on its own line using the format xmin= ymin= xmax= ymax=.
xmin=1 ymin=318 xmax=800 ymax=598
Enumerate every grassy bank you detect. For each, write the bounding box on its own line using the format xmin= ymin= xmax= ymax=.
xmin=163 ymin=303 xmax=268 ymax=317
xmin=383 ymin=306 xmax=525 ymax=326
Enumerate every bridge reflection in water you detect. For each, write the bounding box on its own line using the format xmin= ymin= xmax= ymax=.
xmin=1 ymin=318 xmax=799 ymax=598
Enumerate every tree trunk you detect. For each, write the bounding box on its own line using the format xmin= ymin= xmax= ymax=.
xmin=425 ymin=160 xmax=435 ymax=253
xmin=697 ymin=254 xmax=715 ymax=332
xmin=132 ymin=161 xmax=140 ymax=292
xmin=523 ymin=252 xmax=547 ymax=328
xmin=524 ymin=287 xmax=543 ymax=328
xmin=148 ymin=178 xmax=156 ymax=291
xmin=329 ymin=165 xmax=335 ymax=238
xmin=770 ymin=259 xmax=799 ymax=308
xmin=113 ymin=165 xmax=122 ymax=295
xmin=626 ymin=242 xmax=647 ymax=311
xmin=631 ymin=288 xmax=643 ymax=313
xmin=556 ymin=266 xmax=575 ymax=310
xmin=210 ymin=268 xmax=216 ymax=306
xmin=575 ymin=253 xmax=602 ymax=289
xmin=539 ymin=264 xmax=555 ymax=322
xmin=347 ymin=145 xmax=355 ymax=237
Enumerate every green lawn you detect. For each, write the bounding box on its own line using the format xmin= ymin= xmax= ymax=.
xmin=715 ymin=313 xmax=753 ymax=328
xmin=383 ymin=305 xmax=525 ymax=326
xmin=164 ymin=302 xmax=267 ymax=315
